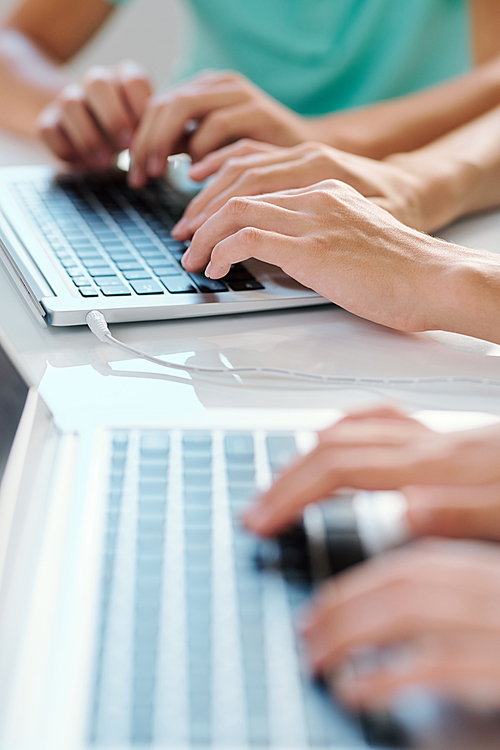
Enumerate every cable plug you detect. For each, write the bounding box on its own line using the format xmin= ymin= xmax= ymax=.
xmin=86 ymin=310 xmax=111 ymax=342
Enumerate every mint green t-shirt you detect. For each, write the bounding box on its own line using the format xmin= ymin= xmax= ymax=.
xmin=111 ymin=0 xmax=471 ymax=116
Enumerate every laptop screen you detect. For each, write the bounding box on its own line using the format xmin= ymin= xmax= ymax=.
xmin=0 ymin=343 xmax=29 ymax=482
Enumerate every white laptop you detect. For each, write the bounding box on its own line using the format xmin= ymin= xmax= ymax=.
xmin=3 ymin=325 xmax=500 ymax=749
xmin=0 ymin=331 xmax=379 ymax=750
xmin=0 ymin=165 xmax=327 ymax=327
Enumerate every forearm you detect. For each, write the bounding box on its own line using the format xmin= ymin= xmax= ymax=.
xmin=310 ymin=56 xmax=500 ymax=159
xmin=0 ymin=28 xmax=68 ymax=135
xmin=384 ymin=103 xmax=500 ymax=232
xmin=0 ymin=0 xmax=115 ymax=136
xmin=426 ymin=240 xmax=500 ymax=344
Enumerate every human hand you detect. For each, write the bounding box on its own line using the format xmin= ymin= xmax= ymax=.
xmin=242 ymin=405 xmax=500 ymax=539
xmin=128 ymin=71 xmax=309 ymax=188
xmin=36 ymin=60 xmax=152 ymax=169
xmin=172 ymin=140 xmax=428 ymax=240
xmin=181 ymin=178 xmax=474 ymax=334
xmin=301 ymin=538 xmax=500 ymax=711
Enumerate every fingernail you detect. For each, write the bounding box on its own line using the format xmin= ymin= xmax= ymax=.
xmin=128 ymin=166 xmax=143 ymax=188
xmin=146 ymin=154 xmax=163 ymax=177
xmin=180 ymin=248 xmax=191 ymax=268
xmin=190 ymin=162 xmax=204 ymax=175
xmin=243 ymin=503 xmax=271 ymax=533
xmin=118 ymin=129 xmax=133 ymax=150
xmin=204 ymin=261 xmax=212 ymax=278
xmin=173 ymin=218 xmax=189 ymax=237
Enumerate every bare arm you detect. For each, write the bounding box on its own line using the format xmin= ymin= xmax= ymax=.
xmin=312 ymin=55 xmax=500 ymax=159
xmin=0 ymin=0 xmax=114 ymax=135
xmin=384 ymin=101 xmax=500 ymax=230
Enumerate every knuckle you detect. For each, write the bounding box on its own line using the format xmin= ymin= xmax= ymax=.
xmin=241 ymin=168 xmax=265 ymax=191
xmin=219 ymin=70 xmax=242 ymax=84
xmin=310 ymin=150 xmax=330 ymax=167
xmin=302 ymin=140 xmax=322 ymax=151
xmin=83 ymin=65 xmax=112 ymax=87
xmin=58 ymin=83 xmax=84 ymax=106
xmin=225 ymin=196 xmax=250 ymax=218
xmin=125 ymin=76 xmax=152 ymax=97
xmin=147 ymin=95 xmax=167 ymax=114
xmin=84 ymin=77 xmax=111 ymax=100
xmin=36 ymin=104 xmax=59 ymax=132
xmin=224 ymin=157 xmax=245 ymax=174
xmin=238 ymin=137 xmax=258 ymax=150
xmin=309 ymin=184 xmax=338 ymax=208
xmin=37 ymin=119 xmax=57 ymax=139
xmin=237 ymin=226 xmax=260 ymax=246
xmin=117 ymin=58 xmax=149 ymax=80
xmin=205 ymin=109 xmax=230 ymax=135
xmin=172 ymin=92 xmax=198 ymax=114
xmin=60 ymin=97 xmax=84 ymax=119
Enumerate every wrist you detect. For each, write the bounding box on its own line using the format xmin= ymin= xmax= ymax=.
xmin=424 ymin=244 xmax=500 ymax=343
xmin=304 ymin=114 xmax=372 ymax=155
xmin=385 ymin=150 xmax=482 ymax=233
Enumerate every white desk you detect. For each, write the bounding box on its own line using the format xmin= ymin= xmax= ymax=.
xmin=0 ymin=132 xmax=499 ymax=431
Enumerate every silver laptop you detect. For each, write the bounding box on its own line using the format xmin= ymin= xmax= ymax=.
xmin=0 ymin=332 xmax=377 ymax=749
xmin=0 ymin=165 xmax=326 ymax=327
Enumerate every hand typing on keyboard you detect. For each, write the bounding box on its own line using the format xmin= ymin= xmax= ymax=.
xmin=244 ymin=404 xmax=500 ymax=540
xmin=37 ymin=60 xmax=152 ymax=170
xmin=243 ymin=405 xmax=500 ymax=714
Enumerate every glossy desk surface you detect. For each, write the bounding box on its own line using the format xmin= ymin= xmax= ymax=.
xmin=0 ymin=132 xmax=499 ymax=431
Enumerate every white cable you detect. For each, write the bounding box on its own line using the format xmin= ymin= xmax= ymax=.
xmin=86 ymin=310 xmax=500 ymax=388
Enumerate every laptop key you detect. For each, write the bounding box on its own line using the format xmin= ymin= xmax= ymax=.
xmin=150 ymin=265 xmax=180 ymax=277
xmin=59 ymin=257 xmax=78 ymax=268
xmin=129 ymin=279 xmax=164 ymax=295
xmin=73 ymin=249 xmax=101 ymax=259
xmin=145 ymin=256 xmax=176 ymax=268
xmin=225 ymin=434 xmax=254 ymax=457
xmin=224 ymin=264 xmax=256 ymax=280
xmin=65 ymin=266 xmax=82 ymax=277
xmin=162 ymin=239 xmax=187 ymax=251
xmin=131 ymin=241 xmax=160 ymax=252
xmin=123 ymin=270 xmax=153 ymax=280
xmin=106 ymin=251 xmax=134 ymax=261
xmin=93 ymin=275 xmax=122 ymax=286
xmin=183 ymin=433 xmax=212 ymax=451
xmin=87 ymin=266 xmax=115 ymax=276
xmin=227 ymin=278 xmax=265 ymax=291
xmin=115 ymin=261 xmax=143 ymax=271
xmin=188 ymin=273 xmax=229 ymax=293
xmin=71 ymin=275 xmax=91 ymax=287
xmin=136 ymin=247 xmax=165 ymax=258
xmin=100 ymin=284 xmax=132 ymax=296
xmin=159 ymin=275 xmax=197 ymax=293
xmin=266 ymin=434 xmax=297 ymax=472
xmin=82 ymin=257 xmax=112 ymax=268
xmin=78 ymin=286 xmax=99 ymax=297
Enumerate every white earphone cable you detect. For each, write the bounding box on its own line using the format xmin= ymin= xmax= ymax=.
xmin=86 ymin=310 xmax=500 ymax=388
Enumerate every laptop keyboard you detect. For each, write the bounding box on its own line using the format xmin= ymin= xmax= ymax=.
xmin=10 ymin=175 xmax=265 ymax=298
xmin=88 ymin=428 xmax=365 ymax=748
